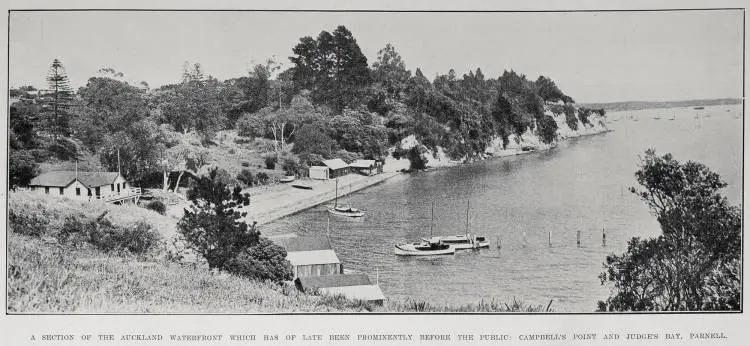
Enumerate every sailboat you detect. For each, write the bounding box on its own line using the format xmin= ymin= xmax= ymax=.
xmin=327 ymin=178 xmax=365 ymax=217
xmin=433 ymin=200 xmax=490 ymax=250
xmin=394 ymin=201 xmax=455 ymax=256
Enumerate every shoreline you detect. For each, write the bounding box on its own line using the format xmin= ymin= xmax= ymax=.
xmin=246 ymin=129 xmax=612 ymax=226
xmin=243 ymin=171 xmax=402 ymax=226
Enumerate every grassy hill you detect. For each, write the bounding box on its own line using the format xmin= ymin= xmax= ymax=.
xmin=7 ymin=191 xmax=552 ymax=313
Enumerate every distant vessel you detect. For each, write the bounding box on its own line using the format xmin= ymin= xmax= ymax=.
xmin=694 ymin=106 xmax=705 ymax=110
xmin=328 ymin=179 xmax=365 ymax=217
xmin=668 ymin=115 xmax=675 ymax=121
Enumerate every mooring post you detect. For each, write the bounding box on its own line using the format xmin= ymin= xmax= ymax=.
xmin=577 ymin=230 xmax=581 ymax=247
xmin=496 ymin=235 xmax=501 ymax=249
xmin=548 ymin=231 xmax=551 ymax=247
xmin=602 ymin=228 xmax=607 ymax=247
xmin=522 ymin=231 xmax=527 ymax=247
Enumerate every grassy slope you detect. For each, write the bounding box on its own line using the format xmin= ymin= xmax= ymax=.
xmin=7 ymin=188 xmax=552 ymax=313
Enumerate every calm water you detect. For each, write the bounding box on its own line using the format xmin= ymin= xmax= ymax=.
xmin=264 ymin=105 xmax=742 ymax=312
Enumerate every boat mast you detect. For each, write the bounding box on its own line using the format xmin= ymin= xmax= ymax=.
xmin=334 ymin=178 xmax=338 ymax=207
xmin=430 ymin=201 xmax=434 ymax=238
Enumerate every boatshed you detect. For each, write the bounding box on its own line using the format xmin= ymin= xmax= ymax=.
xmin=309 ymin=159 xmax=350 ymax=180
xmin=273 ymin=236 xmax=343 ymax=278
xmin=349 ymin=159 xmax=382 ymax=176
xmin=295 ymin=274 xmax=385 ymax=305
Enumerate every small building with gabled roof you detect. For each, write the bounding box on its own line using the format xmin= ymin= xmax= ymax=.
xmin=273 ymin=236 xmax=343 ymax=278
xmin=28 ymin=171 xmax=140 ymax=203
xmin=309 ymin=158 xmax=350 ymax=180
xmin=349 ymin=159 xmax=382 ymax=176
xmin=295 ymin=274 xmax=385 ymax=305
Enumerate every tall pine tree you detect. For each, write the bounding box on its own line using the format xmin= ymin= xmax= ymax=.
xmin=45 ymin=59 xmax=74 ymax=140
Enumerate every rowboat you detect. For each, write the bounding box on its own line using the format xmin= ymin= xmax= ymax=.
xmin=292 ymin=183 xmax=312 ymax=190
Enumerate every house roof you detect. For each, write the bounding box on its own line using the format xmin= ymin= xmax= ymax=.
xmin=29 ymin=171 xmax=122 ymax=188
xmin=349 ymin=159 xmax=376 ymax=168
xmin=296 ymin=273 xmax=372 ymax=289
xmin=322 ymin=159 xmax=349 ymax=170
xmin=274 ymin=236 xmax=332 ymax=252
xmin=286 ymin=250 xmax=341 ymax=266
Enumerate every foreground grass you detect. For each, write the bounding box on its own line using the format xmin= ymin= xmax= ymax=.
xmin=8 ymin=233 xmax=552 ymax=313
xmin=8 ymin=192 xmax=552 ymax=313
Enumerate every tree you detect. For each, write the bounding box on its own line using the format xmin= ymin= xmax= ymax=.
xmin=598 ymin=150 xmax=741 ymax=311
xmin=223 ymin=238 xmax=293 ymax=284
xmin=178 ymin=168 xmax=258 ymax=269
xmin=75 ymin=76 xmax=149 ymax=149
xmin=536 ymin=114 xmax=558 ymax=144
xmin=289 ymin=25 xmax=371 ymax=110
xmin=372 ymin=43 xmax=411 ymax=97
xmin=292 ymin=123 xmax=336 ymax=158
xmin=45 ymin=59 xmax=74 ymax=140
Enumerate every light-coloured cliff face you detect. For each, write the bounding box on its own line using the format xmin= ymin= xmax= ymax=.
xmin=383 ymin=106 xmax=609 ymax=172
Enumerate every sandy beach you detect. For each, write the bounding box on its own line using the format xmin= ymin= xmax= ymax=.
xmin=241 ymin=172 xmax=402 ymax=225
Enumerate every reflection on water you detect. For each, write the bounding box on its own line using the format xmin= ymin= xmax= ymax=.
xmin=264 ymin=105 xmax=742 ymax=312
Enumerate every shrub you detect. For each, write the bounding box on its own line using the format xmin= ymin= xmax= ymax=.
xmin=228 ymin=148 xmax=236 ymax=155
xmin=280 ymin=157 xmax=300 ymax=176
xmin=241 ymin=161 xmax=250 ymax=167
xmin=406 ymin=146 xmax=427 ymax=170
xmin=563 ymin=104 xmax=578 ymax=131
xmin=264 ymin=155 xmax=277 ymax=169
xmin=145 ymin=200 xmax=166 ymax=215
xmin=256 ymin=172 xmax=270 ymax=185
xmin=58 ymin=213 xmax=160 ymax=255
xmin=223 ymin=238 xmax=293 ymax=285
xmin=9 ymin=203 xmax=52 ymax=237
xmin=236 ymin=169 xmax=255 ymax=186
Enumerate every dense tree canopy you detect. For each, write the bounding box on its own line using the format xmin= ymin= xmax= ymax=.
xmin=598 ymin=150 xmax=741 ymax=311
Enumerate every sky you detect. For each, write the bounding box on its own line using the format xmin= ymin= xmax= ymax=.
xmin=9 ymin=10 xmax=743 ymax=103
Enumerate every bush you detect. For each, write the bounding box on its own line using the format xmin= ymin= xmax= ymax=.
xmin=9 ymin=149 xmax=39 ymax=189
xmin=237 ymin=169 xmax=254 ymax=186
xmin=241 ymin=161 xmax=250 ymax=167
xmin=223 ymin=238 xmax=293 ymax=285
xmin=406 ymin=146 xmax=427 ymax=170
xmin=256 ymin=172 xmax=270 ymax=185
xmin=563 ymin=104 xmax=578 ymax=131
xmin=59 ymin=213 xmax=161 ymax=255
xmin=280 ymin=157 xmax=300 ymax=176
xmin=145 ymin=200 xmax=166 ymax=215
xmin=264 ymin=155 xmax=277 ymax=169
xmin=9 ymin=203 xmax=52 ymax=237
xmin=228 ymin=148 xmax=236 ymax=155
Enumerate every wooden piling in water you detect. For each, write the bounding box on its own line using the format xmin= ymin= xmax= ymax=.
xmin=548 ymin=231 xmax=551 ymax=247
xmin=576 ymin=230 xmax=581 ymax=247
xmin=602 ymin=228 xmax=606 ymax=247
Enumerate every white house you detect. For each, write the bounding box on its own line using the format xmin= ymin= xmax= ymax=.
xmin=28 ymin=171 xmax=141 ymax=203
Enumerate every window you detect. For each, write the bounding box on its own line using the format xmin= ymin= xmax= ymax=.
xmin=76 ymin=188 xmax=81 ymax=196
xmin=117 ymin=183 xmax=120 ymax=193
xmin=44 ymin=187 xmax=49 ymax=194
xmin=111 ymin=184 xmax=114 ymax=191
xmin=123 ymin=182 xmax=127 ymax=189
xmin=88 ymin=189 xmax=92 ymax=196
xmin=59 ymin=187 xmax=64 ymax=195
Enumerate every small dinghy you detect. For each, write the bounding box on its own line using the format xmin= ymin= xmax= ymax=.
xmin=292 ymin=182 xmax=312 ymax=190
xmin=279 ymin=175 xmax=296 ymax=183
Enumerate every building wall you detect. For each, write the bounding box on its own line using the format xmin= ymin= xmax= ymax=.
xmin=30 ymin=180 xmax=91 ymax=201
xmin=294 ymin=263 xmax=343 ymax=278
xmin=309 ymin=167 xmax=329 ymax=180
